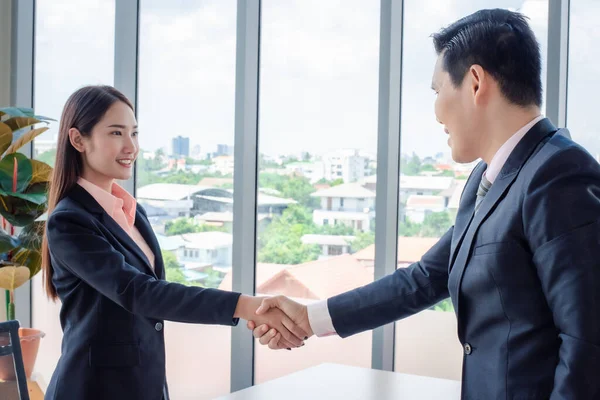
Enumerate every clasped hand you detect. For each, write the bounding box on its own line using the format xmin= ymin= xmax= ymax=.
xmin=245 ymin=295 xmax=314 ymax=350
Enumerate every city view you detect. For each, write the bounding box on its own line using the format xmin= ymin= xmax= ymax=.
xmin=28 ymin=0 xmax=600 ymax=399
xmin=35 ymin=137 xmax=470 ymax=316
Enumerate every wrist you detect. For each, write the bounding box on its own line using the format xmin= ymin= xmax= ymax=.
xmin=302 ymin=306 xmax=315 ymax=337
xmin=234 ymin=295 xmax=261 ymax=320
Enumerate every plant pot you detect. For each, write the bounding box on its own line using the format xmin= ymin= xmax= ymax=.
xmin=0 ymin=328 xmax=45 ymax=381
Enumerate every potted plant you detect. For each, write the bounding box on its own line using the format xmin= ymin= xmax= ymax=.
xmin=0 ymin=106 xmax=54 ymax=381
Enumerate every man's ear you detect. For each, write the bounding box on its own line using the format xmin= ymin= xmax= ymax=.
xmin=68 ymin=128 xmax=86 ymax=153
xmin=468 ymin=64 xmax=487 ymax=105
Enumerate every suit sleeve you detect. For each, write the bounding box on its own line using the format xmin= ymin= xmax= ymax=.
xmin=47 ymin=210 xmax=241 ymax=326
xmin=523 ymin=145 xmax=600 ymax=399
xmin=328 ymin=226 xmax=452 ymax=337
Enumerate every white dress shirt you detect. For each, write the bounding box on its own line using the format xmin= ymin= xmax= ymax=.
xmin=307 ymin=115 xmax=544 ymax=337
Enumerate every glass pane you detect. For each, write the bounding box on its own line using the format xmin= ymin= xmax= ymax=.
xmin=567 ymin=0 xmax=600 ymax=158
xmin=137 ymin=1 xmax=237 ymax=398
xmin=32 ymin=0 xmax=115 ymax=389
xmin=253 ymin=0 xmax=380 ymax=384
xmin=395 ymin=1 xmax=548 ymax=381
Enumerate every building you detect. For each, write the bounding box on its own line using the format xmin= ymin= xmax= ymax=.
xmin=352 ymin=236 xmax=440 ymax=269
xmin=171 ymin=135 xmax=190 ymax=158
xmin=310 ymin=183 xmax=375 ymax=232
xmin=177 ymin=231 xmax=233 ymax=270
xmin=216 ymin=144 xmax=234 ymax=156
xmin=195 ymin=211 xmax=271 ymax=233
xmin=137 ymin=183 xmax=297 ymax=220
xmin=211 ymin=155 xmax=234 ymax=175
xmin=447 ymin=179 xmax=467 ymax=219
xmin=284 ymin=161 xmax=325 ymax=183
xmin=404 ymin=195 xmax=446 ymax=223
xmin=322 ymin=149 xmax=367 ymax=183
xmin=361 ymin=174 xmax=454 ymax=202
xmin=300 ymin=234 xmax=355 ymax=259
xmin=190 ymin=144 xmax=202 ymax=160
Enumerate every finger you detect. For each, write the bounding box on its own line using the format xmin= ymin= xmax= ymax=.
xmin=277 ymin=324 xmax=303 ymax=347
xmin=259 ymin=328 xmax=277 ymax=346
xmin=281 ymin=316 xmax=308 ymax=341
xmin=256 ymin=298 xmax=277 ymax=315
xmin=247 ymin=320 xmax=256 ymax=330
xmin=268 ymin=333 xmax=284 ymax=350
xmin=252 ymin=324 xmax=270 ymax=339
xmin=279 ymin=337 xmax=296 ymax=349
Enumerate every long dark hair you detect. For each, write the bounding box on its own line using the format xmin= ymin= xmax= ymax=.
xmin=41 ymin=85 xmax=134 ymax=300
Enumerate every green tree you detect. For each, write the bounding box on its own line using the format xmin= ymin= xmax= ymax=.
xmin=162 ymin=250 xmax=187 ymax=284
xmin=259 ymin=173 xmax=320 ymax=209
xmin=165 ymin=218 xmax=200 ymax=235
xmin=401 ymin=153 xmax=422 ymax=176
xmin=257 ymin=205 xmax=321 ymax=264
xmin=330 ymin=178 xmax=344 ymax=186
xmin=351 ymin=231 xmax=375 ymax=253
xmin=165 ymin=218 xmax=227 ymax=236
xmin=318 ymin=223 xmax=355 ymax=236
xmin=420 ymin=211 xmax=452 ymax=237
xmin=398 ymin=218 xmax=421 ymax=237
xmin=432 ymin=298 xmax=454 ymax=312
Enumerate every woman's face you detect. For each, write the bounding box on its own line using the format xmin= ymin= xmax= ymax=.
xmin=70 ymin=101 xmax=138 ymax=190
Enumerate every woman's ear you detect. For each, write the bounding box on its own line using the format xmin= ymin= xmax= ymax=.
xmin=68 ymin=128 xmax=86 ymax=153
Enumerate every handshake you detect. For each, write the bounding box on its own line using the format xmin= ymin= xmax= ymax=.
xmin=235 ymin=295 xmax=314 ymax=350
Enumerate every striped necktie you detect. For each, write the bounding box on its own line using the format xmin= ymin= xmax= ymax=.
xmin=474 ymin=174 xmax=492 ymax=213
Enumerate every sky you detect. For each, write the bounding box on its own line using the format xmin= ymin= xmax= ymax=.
xmin=32 ymin=0 xmax=599 ymax=159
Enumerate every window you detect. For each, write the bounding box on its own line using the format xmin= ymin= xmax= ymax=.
xmin=567 ymin=0 xmax=600 ymax=160
xmin=395 ymin=1 xmax=548 ymax=381
xmin=328 ymin=246 xmax=344 ymax=256
xmin=136 ymin=1 xmax=237 ymax=398
xmin=31 ymin=0 xmax=116 ymax=389
xmin=255 ymin=0 xmax=380 ymax=384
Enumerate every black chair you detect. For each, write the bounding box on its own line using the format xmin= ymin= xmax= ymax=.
xmin=0 ymin=320 xmax=29 ymax=400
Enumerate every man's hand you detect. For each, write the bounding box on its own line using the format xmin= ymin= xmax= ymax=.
xmin=234 ymin=295 xmax=307 ymax=348
xmin=247 ymin=296 xmax=314 ymax=350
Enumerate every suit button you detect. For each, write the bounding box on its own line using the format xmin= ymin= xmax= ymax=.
xmin=464 ymin=343 xmax=472 ymax=355
xmin=155 ymin=322 xmax=163 ymax=332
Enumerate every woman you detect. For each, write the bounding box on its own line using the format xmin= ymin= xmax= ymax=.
xmin=41 ymin=85 xmax=305 ymax=400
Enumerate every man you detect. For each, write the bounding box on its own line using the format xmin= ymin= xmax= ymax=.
xmin=249 ymin=8 xmax=600 ymax=399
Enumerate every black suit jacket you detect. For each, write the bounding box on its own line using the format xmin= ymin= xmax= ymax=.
xmin=327 ymin=119 xmax=600 ymax=399
xmin=44 ymin=184 xmax=241 ymax=400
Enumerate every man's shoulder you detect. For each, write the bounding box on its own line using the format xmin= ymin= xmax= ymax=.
xmin=526 ymin=131 xmax=599 ymax=175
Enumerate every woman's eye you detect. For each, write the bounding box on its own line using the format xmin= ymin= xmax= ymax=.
xmin=111 ymin=131 xmax=122 ymax=136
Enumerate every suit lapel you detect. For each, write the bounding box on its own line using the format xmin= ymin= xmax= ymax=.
xmin=449 ymin=161 xmax=484 ymax=270
xmin=448 ymin=118 xmax=558 ymax=312
xmin=67 ymin=184 xmax=159 ymax=279
xmin=134 ymin=210 xmax=165 ymax=280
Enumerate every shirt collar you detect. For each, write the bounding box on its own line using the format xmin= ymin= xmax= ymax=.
xmin=77 ymin=177 xmax=137 ymax=229
xmin=485 ymin=115 xmax=544 ymax=184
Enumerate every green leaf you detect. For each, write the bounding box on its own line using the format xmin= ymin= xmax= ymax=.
xmin=0 ymin=190 xmax=47 ymax=205
xmin=5 ymin=127 xmax=49 ymax=155
xmin=0 ymin=265 xmax=30 ymax=291
xmin=12 ymin=247 xmax=42 ymax=278
xmin=0 ymin=230 xmax=20 ymax=253
xmin=0 ymin=107 xmax=29 ymax=118
xmin=0 ymin=153 xmax=32 ymax=193
xmin=3 ymin=117 xmax=41 ymax=132
xmin=0 ymin=122 xmax=13 ymax=155
xmin=30 ymin=160 xmax=53 ymax=184
xmin=0 ymin=195 xmax=46 ymax=227
xmin=17 ymin=221 xmax=44 ymax=251
xmin=32 ymin=115 xmax=56 ymax=122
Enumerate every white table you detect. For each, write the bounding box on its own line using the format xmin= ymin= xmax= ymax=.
xmin=217 ymin=363 xmax=462 ymax=400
